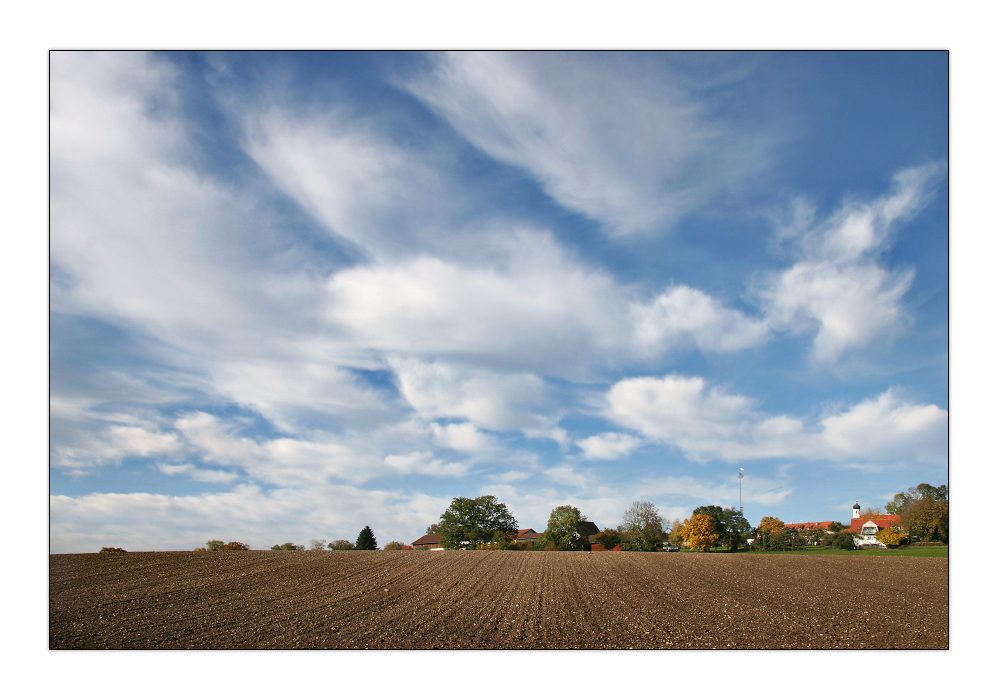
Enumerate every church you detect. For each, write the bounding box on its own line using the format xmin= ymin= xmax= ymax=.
xmin=847 ymin=502 xmax=901 ymax=549
xmin=785 ymin=502 xmax=901 ymax=548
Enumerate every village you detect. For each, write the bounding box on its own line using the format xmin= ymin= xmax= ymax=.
xmin=400 ymin=487 xmax=947 ymax=553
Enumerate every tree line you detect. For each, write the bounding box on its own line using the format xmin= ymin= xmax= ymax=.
xmin=185 ymin=482 xmax=945 ymax=554
xmin=192 ymin=527 xmax=408 ymax=553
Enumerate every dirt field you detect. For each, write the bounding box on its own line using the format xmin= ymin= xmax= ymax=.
xmin=50 ymin=550 xmax=947 ymax=649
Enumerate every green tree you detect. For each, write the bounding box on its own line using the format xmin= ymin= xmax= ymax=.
xmin=272 ymin=542 xmax=303 ymax=551
xmin=355 ymin=526 xmax=378 ymax=550
xmin=482 ymin=530 xmax=516 ymax=550
xmin=437 ymin=495 xmax=518 ymax=550
xmin=619 ymin=501 xmax=666 ymax=552
xmin=426 ymin=523 xmax=440 ymax=534
xmin=540 ymin=505 xmax=590 ymax=551
xmin=594 ymin=528 xmax=622 ymax=551
xmin=206 ymin=540 xmax=223 ymax=551
xmin=753 ymin=517 xmax=789 ymax=551
xmin=327 ymin=539 xmax=353 ymax=550
xmin=383 ymin=541 xmax=405 ymax=550
xmin=886 ymin=483 xmax=948 ymax=543
xmin=720 ymin=508 xmax=751 ymax=551
xmin=690 ymin=505 xmax=750 ymax=550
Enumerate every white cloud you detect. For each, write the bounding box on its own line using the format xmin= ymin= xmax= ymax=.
xmin=544 ymin=465 xmax=594 ymax=489
xmin=389 ymin=358 xmax=555 ymax=432
xmin=604 ymin=373 xmax=947 ymax=465
xmin=52 ymin=421 xmax=182 ymax=469
xmin=576 ymin=432 xmax=644 ymax=461
xmin=428 ymin=421 xmax=496 ymax=453
xmin=819 ymin=390 xmax=948 ymax=461
xmin=631 ymin=285 xmax=770 ymax=356
xmin=382 ymin=451 xmax=470 ymax=478
xmin=759 ymin=163 xmax=945 ymax=361
xmin=328 ymin=235 xmax=768 ymax=380
xmin=407 ymin=51 xmax=773 ymax=236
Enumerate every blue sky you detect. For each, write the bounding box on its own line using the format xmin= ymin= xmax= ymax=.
xmin=49 ymin=51 xmax=948 ymax=553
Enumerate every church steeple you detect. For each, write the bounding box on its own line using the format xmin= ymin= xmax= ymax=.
xmin=852 ymin=502 xmax=861 ymax=520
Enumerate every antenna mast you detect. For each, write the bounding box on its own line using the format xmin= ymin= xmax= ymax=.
xmin=739 ymin=468 xmax=744 ymax=513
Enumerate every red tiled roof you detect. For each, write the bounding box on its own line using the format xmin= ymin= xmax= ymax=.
xmin=517 ymin=529 xmax=536 ymax=536
xmin=849 ymin=514 xmax=900 ymax=534
xmin=786 ymin=521 xmax=835 ymax=530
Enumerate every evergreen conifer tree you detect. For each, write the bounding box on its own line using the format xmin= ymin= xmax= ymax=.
xmin=355 ymin=526 xmax=378 ymax=550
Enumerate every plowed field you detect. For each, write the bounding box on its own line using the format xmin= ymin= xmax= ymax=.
xmin=50 ymin=550 xmax=947 ymax=649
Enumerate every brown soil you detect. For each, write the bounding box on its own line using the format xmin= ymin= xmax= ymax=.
xmin=49 ymin=550 xmax=947 ymax=649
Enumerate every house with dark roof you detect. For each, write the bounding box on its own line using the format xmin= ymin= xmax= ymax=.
xmin=411 ymin=533 xmax=443 ymax=550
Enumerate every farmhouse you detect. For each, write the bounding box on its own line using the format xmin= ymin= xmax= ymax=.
xmin=516 ymin=529 xmax=541 ymax=545
xmin=411 ymin=534 xmax=443 ymax=550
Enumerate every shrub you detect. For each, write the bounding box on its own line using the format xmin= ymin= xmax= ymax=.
xmin=99 ymin=547 xmax=127 ymax=553
xmin=193 ymin=547 xmax=207 ymax=552
xmin=829 ymin=531 xmax=856 ymax=550
xmin=383 ymin=541 xmax=405 ymax=551
xmin=220 ymin=541 xmax=249 ymax=550
xmin=327 ymin=540 xmax=354 ymax=550
xmin=272 ymin=542 xmax=304 ymax=551
xmin=206 ymin=540 xmax=224 ymax=552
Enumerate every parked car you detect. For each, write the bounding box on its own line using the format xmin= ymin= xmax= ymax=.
xmin=662 ymin=544 xmax=680 ymax=552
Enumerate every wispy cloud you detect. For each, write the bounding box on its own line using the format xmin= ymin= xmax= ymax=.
xmin=406 ymin=51 xmax=774 ymax=236
xmin=157 ymin=463 xmax=240 ymax=484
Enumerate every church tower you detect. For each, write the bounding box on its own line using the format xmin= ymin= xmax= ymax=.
xmin=853 ymin=502 xmax=861 ymax=520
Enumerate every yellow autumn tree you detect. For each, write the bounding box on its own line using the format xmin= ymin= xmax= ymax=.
xmin=681 ymin=514 xmax=719 ymax=552
xmin=757 ymin=516 xmax=785 ymax=535
xmin=876 ymin=525 xmax=906 ymax=547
